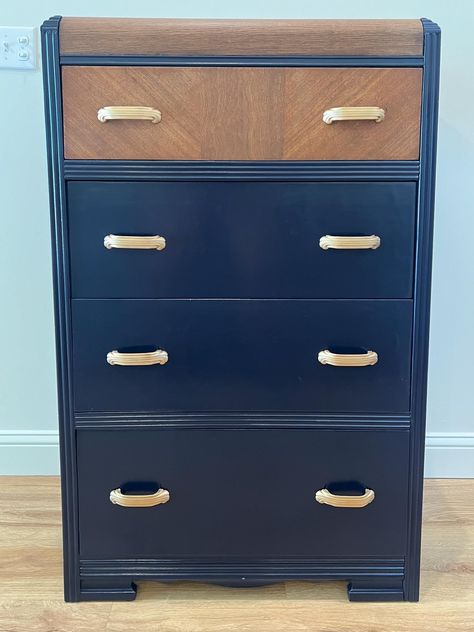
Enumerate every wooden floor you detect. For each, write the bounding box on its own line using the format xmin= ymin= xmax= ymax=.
xmin=0 ymin=478 xmax=473 ymax=631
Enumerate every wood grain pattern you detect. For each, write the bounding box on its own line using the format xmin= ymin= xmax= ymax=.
xmin=62 ymin=66 xmax=422 ymax=161
xmin=0 ymin=477 xmax=473 ymax=630
xmin=59 ymin=18 xmax=423 ymax=57
xmin=283 ymin=67 xmax=422 ymax=160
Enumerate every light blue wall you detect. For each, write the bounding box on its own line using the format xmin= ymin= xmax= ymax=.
xmin=1 ymin=1 xmax=473 ymax=475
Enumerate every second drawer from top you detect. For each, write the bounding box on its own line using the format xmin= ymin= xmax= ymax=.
xmin=68 ymin=181 xmax=416 ymax=299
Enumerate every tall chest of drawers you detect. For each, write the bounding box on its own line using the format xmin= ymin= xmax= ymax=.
xmin=41 ymin=16 xmax=440 ymax=602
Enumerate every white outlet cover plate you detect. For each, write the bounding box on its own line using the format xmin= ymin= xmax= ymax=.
xmin=0 ymin=26 xmax=37 ymax=70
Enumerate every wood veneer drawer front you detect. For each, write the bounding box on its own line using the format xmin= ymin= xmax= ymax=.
xmin=72 ymin=299 xmax=412 ymax=413
xmin=68 ymin=181 xmax=416 ymax=299
xmin=77 ymin=428 xmax=409 ymax=559
xmin=62 ymin=66 xmax=422 ymax=161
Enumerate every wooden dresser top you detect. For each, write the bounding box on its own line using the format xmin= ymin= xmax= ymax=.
xmin=59 ymin=18 xmax=423 ymax=57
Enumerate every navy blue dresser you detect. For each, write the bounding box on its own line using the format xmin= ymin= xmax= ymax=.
xmin=42 ymin=17 xmax=440 ymax=602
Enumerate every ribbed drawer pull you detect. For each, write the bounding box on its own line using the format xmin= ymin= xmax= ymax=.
xmin=315 ymin=487 xmax=375 ymax=508
xmin=323 ymin=106 xmax=385 ymax=124
xmin=318 ymin=349 xmax=378 ymax=367
xmin=110 ymin=487 xmax=170 ymax=508
xmin=97 ymin=106 xmax=162 ymax=124
xmin=107 ymin=349 xmax=168 ymax=366
xmin=319 ymin=235 xmax=381 ymax=250
xmin=104 ymin=234 xmax=166 ymax=250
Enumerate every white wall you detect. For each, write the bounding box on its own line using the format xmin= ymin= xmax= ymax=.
xmin=1 ymin=0 xmax=473 ymax=476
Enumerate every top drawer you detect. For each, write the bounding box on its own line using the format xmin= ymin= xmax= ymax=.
xmin=62 ymin=66 xmax=422 ymax=161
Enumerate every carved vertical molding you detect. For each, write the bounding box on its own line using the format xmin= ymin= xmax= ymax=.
xmin=41 ymin=15 xmax=80 ymax=602
xmin=405 ymin=18 xmax=441 ymax=602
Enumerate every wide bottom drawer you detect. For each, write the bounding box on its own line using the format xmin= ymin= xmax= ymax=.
xmin=77 ymin=428 xmax=409 ymax=559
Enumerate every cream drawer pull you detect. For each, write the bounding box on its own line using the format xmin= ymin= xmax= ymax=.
xmin=318 ymin=349 xmax=378 ymax=367
xmin=315 ymin=487 xmax=375 ymax=508
xmin=110 ymin=487 xmax=170 ymax=508
xmin=107 ymin=349 xmax=168 ymax=366
xmin=319 ymin=235 xmax=380 ymax=250
xmin=97 ymin=106 xmax=162 ymax=124
xmin=104 ymin=234 xmax=166 ymax=251
xmin=323 ymin=107 xmax=385 ymax=124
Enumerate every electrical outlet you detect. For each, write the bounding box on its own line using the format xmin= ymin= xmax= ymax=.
xmin=0 ymin=26 xmax=37 ymax=70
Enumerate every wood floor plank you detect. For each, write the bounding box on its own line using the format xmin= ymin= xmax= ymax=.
xmin=0 ymin=477 xmax=472 ymax=631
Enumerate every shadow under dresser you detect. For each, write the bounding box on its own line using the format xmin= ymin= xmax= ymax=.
xmin=41 ymin=16 xmax=440 ymax=602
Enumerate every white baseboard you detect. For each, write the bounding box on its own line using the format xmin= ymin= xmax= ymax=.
xmin=424 ymin=432 xmax=474 ymax=478
xmin=0 ymin=430 xmax=473 ymax=477
xmin=0 ymin=431 xmax=60 ymax=475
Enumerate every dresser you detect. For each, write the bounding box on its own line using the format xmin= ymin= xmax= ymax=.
xmin=41 ymin=17 xmax=440 ymax=602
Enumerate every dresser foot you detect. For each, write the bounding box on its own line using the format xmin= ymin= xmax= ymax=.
xmin=79 ymin=579 xmax=137 ymax=601
xmin=347 ymin=579 xmax=404 ymax=602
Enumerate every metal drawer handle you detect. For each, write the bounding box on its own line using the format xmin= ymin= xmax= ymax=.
xmin=110 ymin=487 xmax=170 ymax=508
xmin=315 ymin=488 xmax=375 ymax=508
xmin=97 ymin=106 xmax=162 ymax=124
xmin=318 ymin=349 xmax=378 ymax=367
xmin=319 ymin=235 xmax=381 ymax=250
xmin=323 ymin=107 xmax=385 ymax=125
xmin=107 ymin=349 xmax=168 ymax=366
xmin=104 ymin=234 xmax=166 ymax=251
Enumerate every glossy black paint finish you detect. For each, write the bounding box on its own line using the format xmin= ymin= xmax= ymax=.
xmin=41 ymin=15 xmax=81 ymax=602
xmin=78 ymin=558 xmax=405 ymax=601
xmin=74 ymin=411 xmax=412 ymax=430
xmin=405 ymin=18 xmax=441 ymax=602
xmin=77 ymin=428 xmax=409 ymax=559
xmin=61 ymin=54 xmax=424 ymax=67
xmin=72 ymin=299 xmax=413 ymax=413
xmin=68 ymin=181 xmax=416 ymax=299
xmin=64 ymin=160 xmax=420 ymax=181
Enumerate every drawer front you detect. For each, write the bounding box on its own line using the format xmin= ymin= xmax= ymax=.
xmin=62 ymin=66 xmax=422 ymax=161
xmin=77 ymin=428 xmax=409 ymax=559
xmin=69 ymin=181 xmax=416 ymax=299
xmin=72 ymin=300 xmax=412 ymax=413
